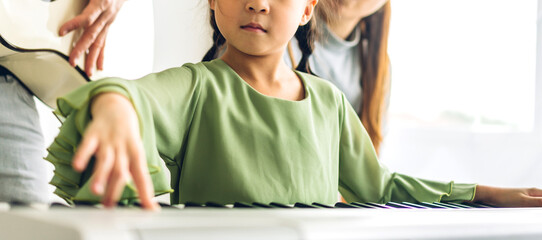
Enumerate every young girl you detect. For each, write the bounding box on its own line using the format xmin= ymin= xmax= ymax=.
xmin=46 ymin=0 xmax=542 ymax=210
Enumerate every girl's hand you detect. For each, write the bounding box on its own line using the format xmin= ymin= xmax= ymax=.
xmin=72 ymin=92 xmax=158 ymax=210
xmin=59 ymin=0 xmax=126 ymax=77
xmin=472 ymin=185 xmax=542 ymax=207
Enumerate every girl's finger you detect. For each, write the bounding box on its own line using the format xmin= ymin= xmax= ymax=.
xmin=90 ymin=146 xmax=114 ymax=195
xmin=73 ymin=134 xmax=99 ymax=172
xmin=523 ymin=196 xmax=542 ymax=207
xmin=527 ymin=188 xmax=542 ymax=197
xmin=102 ymin=149 xmax=129 ymax=208
xmin=129 ymin=141 xmax=158 ymax=210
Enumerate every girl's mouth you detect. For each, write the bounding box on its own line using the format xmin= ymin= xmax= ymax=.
xmin=241 ymin=23 xmax=267 ymax=33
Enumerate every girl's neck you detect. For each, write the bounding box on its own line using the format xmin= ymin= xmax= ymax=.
xmin=220 ymin=44 xmax=305 ymax=101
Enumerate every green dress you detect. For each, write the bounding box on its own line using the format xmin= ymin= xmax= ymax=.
xmin=45 ymin=59 xmax=476 ymax=205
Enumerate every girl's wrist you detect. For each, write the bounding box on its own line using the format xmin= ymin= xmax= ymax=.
xmin=472 ymin=185 xmax=496 ymax=204
xmin=91 ymin=92 xmax=133 ymax=117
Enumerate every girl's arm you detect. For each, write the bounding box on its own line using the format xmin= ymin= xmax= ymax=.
xmin=72 ymin=92 xmax=157 ymax=210
xmin=472 ymin=185 xmax=542 ymax=207
xmin=46 ymin=64 xmax=202 ymax=209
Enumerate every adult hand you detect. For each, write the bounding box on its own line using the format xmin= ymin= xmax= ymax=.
xmin=73 ymin=92 xmax=158 ymax=210
xmin=472 ymin=185 xmax=542 ymax=207
xmin=59 ymin=0 xmax=126 ymax=77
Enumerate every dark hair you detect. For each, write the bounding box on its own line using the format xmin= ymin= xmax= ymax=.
xmin=202 ymin=10 xmax=226 ymax=62
xmin=293 ymin=19 xmax=317 ymax=74
xmin=202 ymin=9 xmax=319 ymax=74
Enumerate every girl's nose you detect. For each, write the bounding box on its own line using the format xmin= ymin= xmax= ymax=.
xmin=246 ymin=0 xmax=269 ymax=14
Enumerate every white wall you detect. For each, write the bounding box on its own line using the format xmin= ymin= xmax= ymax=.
xmin=152 ymin=0 xmax=212 ymax=72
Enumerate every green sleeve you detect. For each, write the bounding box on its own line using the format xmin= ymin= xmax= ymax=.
xmin=45 ymin=65 xmax=202 ymax=204
xmin=337 ymin=95 xmax=476 ymax=203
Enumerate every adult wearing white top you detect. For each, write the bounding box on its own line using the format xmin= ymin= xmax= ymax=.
xmin=0 ymin=0 xmax=128 ymax=204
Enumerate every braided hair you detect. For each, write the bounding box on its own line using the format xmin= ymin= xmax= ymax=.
xmin=293 ymin=19 xmax=318 ymax=75
xmin=202 ymin=10 xmax=226 ymax=61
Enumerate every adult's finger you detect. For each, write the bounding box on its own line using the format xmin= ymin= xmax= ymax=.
xmin=69 ymin=11 xmax=112 ymax=67
xmin=97 ymin=40 xmax=106 ymax=71
xmin=129 ymin=142 xmax=158 ymax=210
xmin=73 ymin=133 xmax=99 ymax=172
xmin=85 ymin=24 xmax=109 ymax=76
xmin=90 ymin=146 xmax=114 ymax=195
xmin=58 ymin=2 xmax=103 ymax=36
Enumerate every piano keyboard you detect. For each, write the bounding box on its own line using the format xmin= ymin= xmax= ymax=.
xmin=0 ymin=200 xmax=494 ymax=211
xmin=1 ymin=201 xmax=542 ymax=240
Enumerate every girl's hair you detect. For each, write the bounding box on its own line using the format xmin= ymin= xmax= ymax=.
xmin=317 ymin=1 xmax=391 ymax=154
xmin=202 ymin=10 xmax=226 ymax=62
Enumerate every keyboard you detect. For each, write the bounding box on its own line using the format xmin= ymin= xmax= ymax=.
xmin=1 ymin=201 xmax=542 ymax=240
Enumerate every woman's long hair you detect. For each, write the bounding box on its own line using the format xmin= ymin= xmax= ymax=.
xmin=358 ymin=2 xmax=391 ymax=154
xmin=317 ymin=1 xmax=391 ymax=154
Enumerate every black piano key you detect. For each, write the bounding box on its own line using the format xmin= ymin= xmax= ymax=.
xmin=204 ymin=202 xmax=227 ymax=208
xmin=385 ymin=202 xmax=415 ymax=209
xmin=312 ymin=202 xmax=334 ymax=208
xmin=400 ymin=202 xmax=430 ymax=209
xmin=184 ymin=202 xmax=204 ymax=208
xmin=431 ymin=202 xmax=461 ymax=209
xmin=350 ymin=202 xmax=378 ymax=208
xmin=441 ymin=202 xmax=473 ymax=209
xmin=8 ymin=201 xmax=32 ymax=209
xmin=252 ymin=202 xmax=274 ymax=208
xmin=463 ymin=202 xmax=495 ymax=208
xmin=73 ymin=201 xmax=100 ymax=208
xmin=132 ymin=202 xmax=177 ymax=209
xmin=417 ymin=202 xmax=448 ymax=209
xmin=294 ymin=202 xmax=317 ymax=208
xmin=269 ymin=202 xmax=293 ymax=208
xmin=233 ymin=202 xmax=254 ymax=208
xmin=334 ymin=202 xmax=360 ymax=208
xmin=363 ymin=202 xmax=394 ymax=209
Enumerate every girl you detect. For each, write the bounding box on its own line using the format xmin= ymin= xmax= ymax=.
xmin=46 ymin=0 xmax=542 ymax=210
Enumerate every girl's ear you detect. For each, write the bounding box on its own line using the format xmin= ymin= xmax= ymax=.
xmin=209 ymin=0 xmax=216 ymax=11
xmin=300 ymin=0 xmax=318 ymax=26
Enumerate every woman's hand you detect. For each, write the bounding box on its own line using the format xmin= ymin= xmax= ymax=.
xmin=59 ymin=0 xmax=126 ymax=77
xmin=472 ymin=185 xmax=542 ymax=207
xmin=72 ymin=92 xmax=158 ymax=210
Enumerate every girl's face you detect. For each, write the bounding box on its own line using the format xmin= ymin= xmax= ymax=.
xmin=210 ymin=0 xmax=317 ymax=57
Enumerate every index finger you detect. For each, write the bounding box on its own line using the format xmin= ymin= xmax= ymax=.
xmin=59 ymin=2 xmax=103 ymax=36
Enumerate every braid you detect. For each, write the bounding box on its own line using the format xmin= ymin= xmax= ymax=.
xmin=294 ymin=19 xmax=317 ymax=74
xmin=202 ymin=10 xmax=226 ymax=61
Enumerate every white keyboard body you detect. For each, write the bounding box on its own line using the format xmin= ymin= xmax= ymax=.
xmin=1 ymin=206 xmax=542 ymax=240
